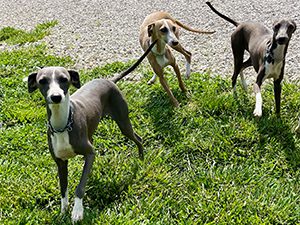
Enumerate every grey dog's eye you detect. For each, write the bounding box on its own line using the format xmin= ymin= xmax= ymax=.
xmin=274 ymin=24 xmax=280 ymax=30
xmin=39 ymin=78 xmax=48 ymax=85
xmin=59 ymin=77 xmax=68 ymax=83
xmin=288 ymin=24 xmax=295 ymax=31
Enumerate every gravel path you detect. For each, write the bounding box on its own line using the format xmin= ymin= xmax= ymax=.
xmin=0 ymin=0 xmax=299 ymax=82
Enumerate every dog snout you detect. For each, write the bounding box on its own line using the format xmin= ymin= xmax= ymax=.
xmin=50 ymin=94 xmax=62 ymax=103
xmin=277 ymin=36 xmax=288 ymax=45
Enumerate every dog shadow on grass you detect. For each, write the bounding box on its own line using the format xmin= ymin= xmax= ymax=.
xmin=143 ymin=86 xmax=190 ymax=147
xmin=255 ymin=113 xmax=300 ymax=170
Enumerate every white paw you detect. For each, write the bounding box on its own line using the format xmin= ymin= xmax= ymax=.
xmin=253 ymin=108 xmax=262 ymax=117
xmin=147 ymin=80 xmax=155 ymax=85
xmin=61 ymin=196 xmax=68 ymax=214
xmin=148 ymin=74 xmax=156 ymax=85
xmin=72 ymin=198 xmax=83 ymax=223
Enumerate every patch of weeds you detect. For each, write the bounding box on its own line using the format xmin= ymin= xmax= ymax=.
xmin=0 ymin=20 xmax=58 ymax=45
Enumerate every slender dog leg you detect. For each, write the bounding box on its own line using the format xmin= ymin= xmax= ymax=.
xmin=170 ymin=43 xmax=192 ymax=78
xmin=148 ymin=74 xmax=157 ymax=85
xmin=159 ymin=75 xmax=180 ymax=107
xmin=152 ymin=64 xmax=179 ymax=107
xmin=231 ymin=34 xmax=245 ymax=91
xmin=56 ymin=159 xmax=69 ymax=214
xmin=274 ymin=78 xmax=282 ymax=116
xmin=109 ymin=89 xmax=144 ymax=159
xmin=253 ymin=83 xmax=263 ymax=117
xmin=253 ymin=70 xmax=264 ymax=117
xmin=116 ymin=119 xmax=144 ymax=159
xmin=172 ymin=61 xmax=187 ymax=92
xmin=72 ymin=152 xmax=95 ymax=223
xmin=239 ymin=57 xmax=252 ymax=91
xmin=240 ymin=71 xmax=247 ymax=91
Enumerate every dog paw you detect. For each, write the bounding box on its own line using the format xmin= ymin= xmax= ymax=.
xmin=61 ymin=197 xmax=69 ymax=214
xmin=147 ymin=80 xmax=155 ymax=85
xmin=253 ymin=108 xmax=262 ymax=117
xmin=147 ymin=74 xmax=157 ymax=85
xmin=71 ymin=198 xmax=83 ymax=223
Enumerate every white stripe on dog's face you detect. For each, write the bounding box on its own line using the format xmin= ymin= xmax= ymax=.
xmin=47 ymin=71 xmax=66 ymax=104
xmin=164 ymin=20 xmax=179 ymax=46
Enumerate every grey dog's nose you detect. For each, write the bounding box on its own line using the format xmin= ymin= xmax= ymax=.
xmin=277 ymin=37 xmax=288 ymax=45
xmin=51 ymin=95 xmax=62 ymax=103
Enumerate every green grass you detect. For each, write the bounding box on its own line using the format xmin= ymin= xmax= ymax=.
xmin=1 ymin=24 xmax=300 ymax=224
xmin=0 ymin=21 xmax=58 ymax=45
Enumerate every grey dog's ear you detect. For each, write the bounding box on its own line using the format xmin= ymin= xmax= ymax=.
xmin=147 ymin=23 xmax=154 ymax=37
xmin=28 ymin=72 xmax=38 ymax=93
xmin=290 ymin=20 xmax=297 ymax=33
xmin=68 ymin=70 xmax=81 ymax=89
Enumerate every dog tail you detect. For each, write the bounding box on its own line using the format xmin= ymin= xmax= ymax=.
xmin=206 ymin=2 xmax=239 ymax=27
xmin=110 ymin=40 xmax=157 ymax=83
xmin=174 ymin=19 xmax=215 ymax=34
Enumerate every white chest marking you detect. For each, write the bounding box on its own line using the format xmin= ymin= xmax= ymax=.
xmin=156 ymin=55 xmax=168 ymax=67
xmin=264 ymin=44 xmax=285 ymax=81
xmin=51 ymin=131 xmax=76 ymax=160
xmin=264 ymin=61 xmax=283 ymax=80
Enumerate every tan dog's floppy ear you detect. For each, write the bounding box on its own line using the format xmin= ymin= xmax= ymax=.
xmin=28 ymin=73 xmax=38 ymax=93
xmin=147 ymin=23 xmax=154 ymax=37
xmin=68 ymin=70 xmax=81 ymax=89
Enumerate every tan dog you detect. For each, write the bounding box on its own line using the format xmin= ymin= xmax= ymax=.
xmin=139 ymin=11 xmax=214 ymax=107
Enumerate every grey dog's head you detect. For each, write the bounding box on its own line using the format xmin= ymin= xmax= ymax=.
xmin=27 ymin=67 xmax=81 ymax=104
xmin=273 ymin=19 xmax=296 ymax=45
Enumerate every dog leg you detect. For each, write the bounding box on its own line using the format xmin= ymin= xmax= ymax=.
xmin=172 ymin=60 xmax=187 ymax=92
xmin=253 ymin=84 xmax=263 ymax=117
xmin=159 ymin=75 xmax=180 ymax=107
xmin=109 ymin=88 xmax=144 ymax=159
xmin=253 ymin=72 xmax=264 ymax=117
xmin=240 ymin=71 xmax=248 ymax=91
xmin=56 ymin=159 xmax=69 ymax=214
xmin=231 ymin=34 xmax=245 ymax=91
xmin=240 ymin=57 xmax=252 ymax=91
xmin=72 ymin=152 xmax=95 ymax=223
xmin=117 ymin=119 xmax=144 ymax=159
xmin=151 ymin=64 xmax=179 ymax=107
xmin=171 ymin=43 xmax=192 ymax=78
xmin=148 ymin=74 xmax=157 ymax=85
xmin=274 ymin=78 xmax=282 ymax=116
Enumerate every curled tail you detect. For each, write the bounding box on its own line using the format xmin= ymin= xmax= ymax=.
xmin=175 ymin=19 xmax=215 ymax=34
xmin=110 ymin=40 xmax=157 ymax=83
xmin=206 ymin=2 xmax=239 ymax=27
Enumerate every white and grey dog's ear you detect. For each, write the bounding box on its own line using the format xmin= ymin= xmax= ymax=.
xmin=68 ymin=70 xmax=81 ymax=89
xmin=27 ymin=72 xmax=38 ymax=93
